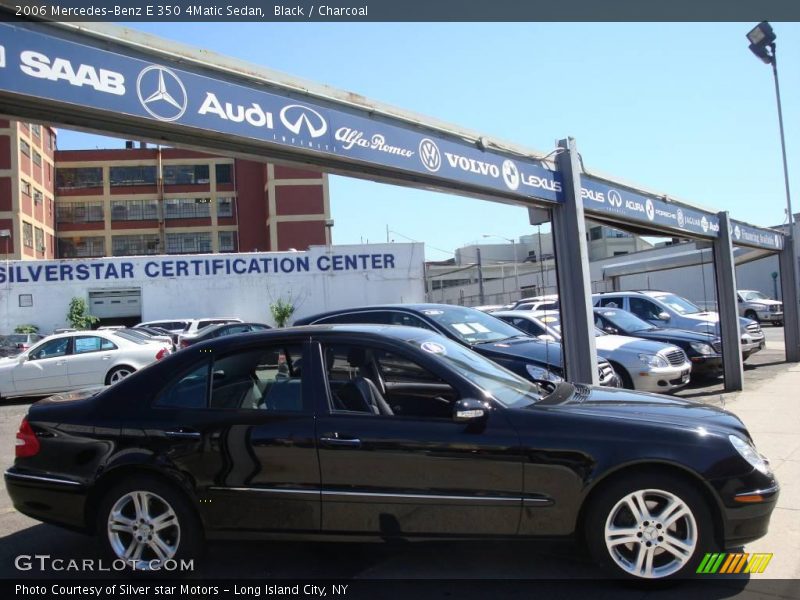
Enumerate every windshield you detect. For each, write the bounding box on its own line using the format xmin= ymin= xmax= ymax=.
xmin=406 ymin=336 xmax=541 ymax=407
xmin=5 ymin=334 xmax=27 ymax=344
xmin=422 ymin=306 xmax=526 ymax=344
xmin=741 ymin=291 xmax=769 ymax=301
xmin=598 ymin=309 xmax=656 ymax=332
xmin=652 ymin=293 xmax=701 ymax=315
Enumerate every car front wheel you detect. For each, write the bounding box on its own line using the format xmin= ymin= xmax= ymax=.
xmin=585 ymin=473 xmax=714 ymax=579
xmin=106 ymin=366 xmax=135 ymax=385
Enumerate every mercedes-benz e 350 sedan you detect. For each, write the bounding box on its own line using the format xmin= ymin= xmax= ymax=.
xmin=5 ymin=326 xmax=777 ymax=579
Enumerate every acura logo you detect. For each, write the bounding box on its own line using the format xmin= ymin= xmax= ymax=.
xmin=279 ymin=104 xmax=328 ymax=138
xmin=645 ymin=199 xmax=655 ymax=221
xmin=501 ymin=160 xmax=520 ymax=191
xmin=136 ymin=65 xmax=187 ymax=122
xmin=608 ymin=189 xmax=623 ymax=208
xmin=419 ymin=138 xmax=441 ymax=172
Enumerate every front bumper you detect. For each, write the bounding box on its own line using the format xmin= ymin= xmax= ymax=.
xmin=756 ymin=310 xmax=783 ymax=323
xmin=690 ymin=355 xmax=723 ymax=378
xmin=4 ymin=468 xmax=89 ymax=532
xmin=629 ymin=362 xmax=691 ymax=393
xmin=711 ymin=471 xmax=779 ymax=548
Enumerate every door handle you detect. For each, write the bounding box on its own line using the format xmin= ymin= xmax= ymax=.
xmin=165 ymin=429 xmax=201 ymax=440
xmin=55 ymin=361 xmax=66 ymax=366
xmin=320 ymin=435 xmax=361 ymax=448
xmin=102 ymin=355 xmax=111 ymax=360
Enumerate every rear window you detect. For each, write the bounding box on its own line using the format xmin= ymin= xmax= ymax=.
xmin=198 ymin=319 xmax=239 ymax=329
xmin=113 ymin=331 xmax=148 ymax=345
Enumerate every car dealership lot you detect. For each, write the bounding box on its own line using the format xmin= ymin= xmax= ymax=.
xmin=0 ymin=327 xmax=797 ymax=595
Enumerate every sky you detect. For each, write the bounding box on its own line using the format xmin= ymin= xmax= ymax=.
xmin=55 ymin=22 xmax=800 ymax=261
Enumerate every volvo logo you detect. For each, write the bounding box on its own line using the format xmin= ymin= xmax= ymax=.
xmin=136 ymin=65 xmax=187 ymax=122
xmin=279 ymin=104 xmax=328 ymax=138
xmin=645 ymin=199 xmax=655 ymax=221
xmin=419 ymin=138 xmax=441 ymax=172
xmin=676 ymin=208 xmax=685 ymax=228
xmin=608 ymin=189 xmax=623 ymax=208
xmin=734 ymin=225 xmax=742 ymax=240
xmin=501 ymin=159 xmax=520 ymax=191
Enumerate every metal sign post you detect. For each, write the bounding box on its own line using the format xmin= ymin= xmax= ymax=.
xmin=713 ymin=213 xmax=744 ymax=391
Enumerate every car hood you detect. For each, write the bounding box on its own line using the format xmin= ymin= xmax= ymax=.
xmin=541 ymin=384 xmax=747 ymax=436
xmin=475 ymin=336 xmax=564 ymax=368
xmin=631 ymin=327 xmax=717 ymax=344
xmin=679 ymin=312 xmax=754 ymax=334
xmin=595 ymin=335 xmax=679 ymax=355
xmin=744 ymin=299 xmax=782 ymax=307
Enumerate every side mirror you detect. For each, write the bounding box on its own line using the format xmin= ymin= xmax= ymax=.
xmin=737 ymin=297 xmax=743 ymax=303
xmin=453 ymin=398 xmax=489 ymax=423
xmin=18 ymin=354 xmax=28 ymax=363
xmin=657 ymin=312 xmax=670 ymax=321
xmin=604 ymin=326 xmax=619 ymax=335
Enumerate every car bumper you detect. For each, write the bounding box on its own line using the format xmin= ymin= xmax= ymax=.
xmin=742 ymin=337 xmax=766 ymax=359
xmin=756 ymin=311 xmax=783 ymax=323
xmin=711 ymin=472 xmax=780 ymax=548
xmin=4 ymin=468 xmax=89 ymax=532
xmin=690 ymin=355 xmax=723 ymax=377
xmin=629 ymin=362 xmax=692 ymax=393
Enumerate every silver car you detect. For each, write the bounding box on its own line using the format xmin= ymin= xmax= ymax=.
xmin=738 ymin=290 xmax=783 ymax=326
xmin=493 ymin=310 xmax=692 ymax=393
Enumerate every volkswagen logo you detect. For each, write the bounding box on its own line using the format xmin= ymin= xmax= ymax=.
xmin=676 ymin=208 xmax=685 ymax=228
xmin=501 ymin=159 xmax=520 ymax=191
xmin=419 ymin=138 xmax=441 ymax=173
xmin=279 ymin=104 xmax=328 ymax=138
xmin=645 ymin=199 xmax=655 ymax=221
xmin=137 ymin=65 xmax=188 ymax=122
xmin=701 ymin=216 xmax=709 ymax=233
xmin=608 ymin=189 xmax=623 ymax=208
xmin=734 ymin=225 xmax=742 ymax=240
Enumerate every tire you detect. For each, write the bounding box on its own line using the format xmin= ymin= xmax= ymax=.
xmin=106 ymin=365 xmax=135 ymax=385
xmin=585 ymin=472 xmax=715 ymax=580
xmin=744 ymin=310 xmax=759 ymax=323
xmin=97 ymin=475 xmax=202 ymax=572
xmin=773 ymin=321 xmax=782 ymax=327
xmin=611 ymin=363 xmax=634 ymax=390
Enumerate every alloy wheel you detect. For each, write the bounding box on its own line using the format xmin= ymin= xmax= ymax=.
xmin=107 ymin=490 xmax=180 ymax=569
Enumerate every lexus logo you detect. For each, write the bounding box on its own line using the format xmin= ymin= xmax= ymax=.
xmin=501 ymin=159 xmax=520 ymax=191
xmin=676 ymin=208 xmax=685 ymax=228
xmin=137 ymin=65 xmax=187 ymax=122
xmin=734 ymin=225 xmax=742 ymax=240
xmin=608 ymin=189 xmax=622 ymax=208
xmin=279 ymin=104 xmax=328 ymax=138
xmin=645 ymin=199 xmax=655 ymax=221
xmin=419 ymin=138 xmax=441 ymax=172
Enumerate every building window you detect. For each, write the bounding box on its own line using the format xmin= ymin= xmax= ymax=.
xmin=30 ymin=124 xmax=41 ymax=137
xmin=58 ymin=236 xmax=106 ymax=258
xmin=33 ymin=151 xmax=42 ymax=166
xmin=111 ymin=199 xmax=159 ymax=221
xmin=589 ymin=226 xmax=603 ymax=241
xmin=162 ymin=164 xmax=210 ymax=185
xmin=109 ymin=165 xmax=157 ymax=187
xmin=217 ymin=197 xmax=234 ymax=217
xmin=56 ymin=167 xmax=103 ymax=189
xmin=56 ymin=201 xmax=105 ymax=224
xmin=23 ymin=222 xmax=33 ymax=248
xmin=165 ymin=198 xmax=211 ymax=219
xmin=112 ymin=234 xmax=161 ymax=256
xmin=34 ymin=227 xmax=44 ymax=252
xmin=20 ymin=140 xmax=30 ymax=156
xmin=166 ymin=232 xmax=212 ymax=254
xmin=218 ymin=231 xmax=236 ymax=252
xmin=215 ymin=163 xmax=233 ymax=184
xmin=33 ymin=190 xmax=43 ymax=204
xmin=21 ymin=181 xmax=31 ymax=196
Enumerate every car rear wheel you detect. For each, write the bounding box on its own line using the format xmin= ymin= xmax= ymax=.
xmin=585 ymin=473 xmax=713 ymax=579
xmin=106 ymin=366 xmax=135 ymax=385
xmin=97 ymin=476 xmax=201 ymax=571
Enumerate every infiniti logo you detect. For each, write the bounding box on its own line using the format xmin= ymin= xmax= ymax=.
xmin=137 ymin=66 xmax=188 ymax=122
xmin=279 ymin=104 xmax=328 ymax=138
xmin=419 ymin=138 xmax=441 ymax=172
xmin=645 ymin=199 xmax=655 ymax=221
xmin=501 ymin=160 xmax=520 ymax=191
xmin=608 ymin=189 xmax=623 ymax=208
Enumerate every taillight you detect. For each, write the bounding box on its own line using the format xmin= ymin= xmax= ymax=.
xmin=156 ymin=347 xmax=168 ymax=360
xmin=16 ymin=418 xmax=40 ymax=458
xmin=180 ymin=339 xmax=189 ymax=349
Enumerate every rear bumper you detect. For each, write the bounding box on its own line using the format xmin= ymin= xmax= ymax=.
xmin=4 ymin=468 xmax=89 ymax=532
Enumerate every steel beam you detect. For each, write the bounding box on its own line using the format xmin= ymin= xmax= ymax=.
xmin=714 ymin=212 xmax=744 ymax=391
xmin=779 ymin=235 xmax=800 ymax=362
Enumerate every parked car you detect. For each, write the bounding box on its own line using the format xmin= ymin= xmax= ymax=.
xmin=593 ymin=291 xmax=765 ymax=360
xmin=510 ymin=294 xmax=560 ymax=312
xmin=136 ymin=319 xmax=194 ymax=334
xmin=6 ymin=325 xmax=778 ymax=579
xmin=178 ymin=322 xmax=272 ymax=349
xmin=0 ymin=330 xmax=171 ymax=399
xmin=0 ymin=333 xmax=45 ymax=357
xmin=176 ymin=318 xmax=244 ymax=346
xmin=738 ymin=290 xmax=783 ymax=326
xmin=593 ymin=307 xmax=725 ymax=378
xmin=294 ymin=304 xmax=620 ymax=387
xmin=130 ymin=326 xmax=176 ymax=349
xmin=493 ymin=310 xmax=691 ymax=393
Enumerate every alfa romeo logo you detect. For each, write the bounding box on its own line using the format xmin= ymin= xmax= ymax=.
xmin=136 ymin=65 xmax=188 ymax=122
xmin=501 ymin=159 xmax=520 ymax=191
xmin=419 ymin=138 xmax=441 ymax=172
xmin=645 ymin=199 xmax=655 ymax=221
xmin=279 ymin=105 xmax=328 ymax=138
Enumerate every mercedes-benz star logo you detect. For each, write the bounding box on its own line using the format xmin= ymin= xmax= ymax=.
xmin=645 ymin=199 xmax=655 ymax=221
xmin=136 ymin=65 xmax=188 ymax=122
xmin=501 ymin=159 xmax=520 ymax=191
xmin=419 ymin=138 xmax=441 ymax=173
xmin=279 ymin=104 xmax=328 ymax=138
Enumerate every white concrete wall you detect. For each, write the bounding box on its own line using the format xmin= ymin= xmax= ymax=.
xmin=0 ymin=243 xmax=425 ymax=333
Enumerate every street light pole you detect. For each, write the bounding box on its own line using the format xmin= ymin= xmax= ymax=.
xmin=770 ymin=46 xmax=794 ymax=234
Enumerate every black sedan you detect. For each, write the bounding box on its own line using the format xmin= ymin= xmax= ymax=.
xmin=178 ymin=322 xmax=271 ymax=349
xmin=6 ymin=325 xmax=778 ymax=579
xmin=294 ymin=304 xmax=619 ymax=387
xmin=593 ymin=308 xmax=723 ymax=378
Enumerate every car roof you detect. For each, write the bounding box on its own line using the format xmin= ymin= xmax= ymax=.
xmin=295 ymin=303 xmax=484 ymax=323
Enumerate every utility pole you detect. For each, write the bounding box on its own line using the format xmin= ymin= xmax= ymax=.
xmin=477 ymin=247 xmax=485 ymax=305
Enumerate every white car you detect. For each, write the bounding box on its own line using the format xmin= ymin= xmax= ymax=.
xmin=0 ymin=330 xmax=171 ymax=399
xmin=738 ymin=290 xmax=784 ymax=326
xmin=176 ymin=317 xmax=243 ymax=345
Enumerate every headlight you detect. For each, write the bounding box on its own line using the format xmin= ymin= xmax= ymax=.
xmin=751 ymin=304 xmax=766 ymax=311
xmin=729 ymin=435 xmax=771 ymax=475
xmin=525 ymin=364 xmax=563 ymax=383
xmin=690 ymin=342 xmax=715 ymax=355
xmin=638 ymin=353 xmax=668 ymax=368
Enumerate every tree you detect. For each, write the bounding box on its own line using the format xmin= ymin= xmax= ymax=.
xmin=67 ymin=297 xmax=99 ymax=330
xmin=14 ymin=324 xmax=39 ymax=334
xmin=270 ymin=298 xmax=295 ymax=328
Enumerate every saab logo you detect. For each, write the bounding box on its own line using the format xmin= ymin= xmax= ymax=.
xmin=582 ymin=188 xmax=604 ymax=203
xmin=136 ymin=66 xmax=187 ymax=122
xmin=444 ymin=153 xmax=500 ymax=178
xmin=279 ymin=104 xmax=327 ymax=138
xmin=20 ymin=50 xmax=125 ymax=96
xmin=734 ymin=225 xmax=741 ymax=240
xmin=775 ymin=234 xmax=781 ymax=247
xmin=697 ymin=552 xmax=773 ymax=574
xmin=608 ymin=189 xmax=622 ymax=208
xmin=701 ymin=216 xmax=709 ymax=233
xmin=645 ymin=199 xmax=655 ymax=221
xmin=419 ymin=138 xmax=441 ymax=172
xmin=501 ymin=160 xmax=520 ymax=191
xmin=677 ymin=208 xmax=685 ymax=228
xmin=0 ymin=45 xmax=5 ymax=68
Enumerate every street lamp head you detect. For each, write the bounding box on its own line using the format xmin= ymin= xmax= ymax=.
xmin=747 ymin=21 xmax=776 ymax=65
